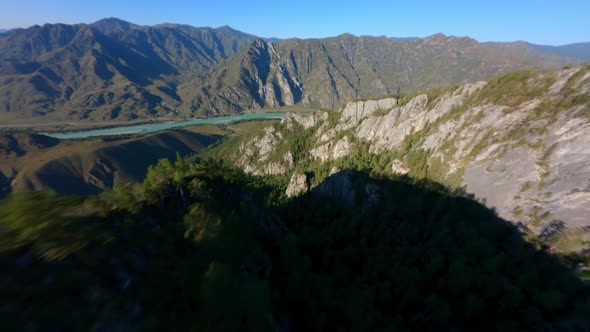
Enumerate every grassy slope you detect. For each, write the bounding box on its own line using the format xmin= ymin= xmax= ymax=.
xmin=0 ymin=125 xmax=231 ymax=196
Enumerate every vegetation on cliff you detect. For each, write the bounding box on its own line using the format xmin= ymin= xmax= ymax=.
xmin=1 ymin=156 xmax=589 ymax=331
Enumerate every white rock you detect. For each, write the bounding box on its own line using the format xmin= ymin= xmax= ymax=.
xmin=286 ymin=172 xmax=308 ymax=197
xmin=391 ymin=160 xmax=409 ymax=175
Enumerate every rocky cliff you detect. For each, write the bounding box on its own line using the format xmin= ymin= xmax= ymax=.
xmin=221 ymin=67 xmax=590 ymax=252
xmin=184 ymin=34 xmax=573 ymax=114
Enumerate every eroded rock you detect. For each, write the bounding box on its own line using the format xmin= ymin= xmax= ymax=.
xmin=286 ymin=172 xmax=308 ymax=198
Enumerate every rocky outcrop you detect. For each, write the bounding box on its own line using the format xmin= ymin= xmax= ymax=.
xmin=340 ymin=98 xmax=398 ymax=123
xmin=286 ymin=172 xmax=308 ymax=198
xmin=282 ymin=111 xmax=328 ymax=130
xmin=231 ymin=67 xmax=590 ymax=250
xmin=461 ymin=105 xmax=590 ymax=235
xmin=355 ymin=83 xmax=487 ymax=152
xmin=237 ymin=127 xmax=298 ymax=176
xmin=245 ymin=40 xmax=304 ymax=109
xmin=391 ymin=160 xmax=409 ymax=175
xmin=310 ymin=136 xmax=352 ymax=162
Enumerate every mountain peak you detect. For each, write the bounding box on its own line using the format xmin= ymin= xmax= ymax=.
xmin=337 ymin=32 xmax=356 ymax=38
xmin=216 ymin=25 xmax=235 ymax=31
xmin=250 ymin=37 xmax=268 ymax=47
xmin=91 ymin=17 xmax=138 ymax=33
xmin=92 ymin=17 xmax=132 ymax=25
xmin=424 ymin=32 xmax=449 ymax=40
xmin=421 ymin=32 xmax=476 ymax=46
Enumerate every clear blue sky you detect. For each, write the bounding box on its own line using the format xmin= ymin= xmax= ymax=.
xmin=1 ymin=0 xmax=588 ymax=45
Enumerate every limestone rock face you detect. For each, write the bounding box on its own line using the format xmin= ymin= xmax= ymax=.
xmin=240 ymin=39 xmax=304 ymax=110
xmin=461 ymin=106 xmax=590 ymax=234
xmin=340 ymin=97 xmax=398 ymax=123
xmin=232 ymin=68 xmax=590 ymax=243
xmin=329 ymin=166 xmax=341 ymax=175
xmin=354 ymin=85 xmax=485 ymax=152
xmin=391 ymin=160 xmax=409 ymax=175
xmin=333 ymin=136 xmax=352 ymax=160
xmin=463 ymin=148 xmax=540 ymax=222
xmin=286 ymin=172 xmax=308 ymax=198
xmin=257 ymin=127 xmax=281 ymax=161
xmin=282 ymin=111 xmax=328 ymax=130
xmin=310 ymin=136 xmax=352 ymax=162
xmin=283 ymin=152 xmax=295 ymax=170
xmin=542 ymin=114 xmax=590 ymax=229
xmin=261 ymin=162 xmax=287 ymax=176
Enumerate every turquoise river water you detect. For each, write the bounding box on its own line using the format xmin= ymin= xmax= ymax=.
xmin=44 ymin=112 xmax=285 ymax=139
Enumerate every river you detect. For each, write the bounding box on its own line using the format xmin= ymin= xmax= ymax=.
xmin=43 ymin=112 xmax=285 ymax=139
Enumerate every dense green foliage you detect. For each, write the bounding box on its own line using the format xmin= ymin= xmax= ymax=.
xmin=1 ymin=156 xmax=589 ymax=331
xmin=277 ymin=177 xmax=590 ymax=331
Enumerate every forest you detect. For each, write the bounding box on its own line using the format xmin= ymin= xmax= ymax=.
xmin=1 ymin=155 xmax=589 ymax=331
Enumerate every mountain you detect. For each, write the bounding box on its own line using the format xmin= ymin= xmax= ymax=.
xmin=530 ymin=42 xmax=590 ymax=61
xmin=1 ymin=65 xmax=590 ymax=330
xmin=0 ymin=125 xmax=226 ymax=197
xmin=0 ymin=29 xmax=8 ymax=34
xmin=485 ymin=41 xmax=590 ymax=64
xmin=183 ymin=33 xmax=571 ymax=114
xmin=212 ymin=66 xmax=590 ymax=253
xmin=0 ymin=18 xmax=255 ymax=123
xmin=0 ymin=18 xmax=586 ymax=124
xmin=1 ymin=156 xmax=589 ymax=330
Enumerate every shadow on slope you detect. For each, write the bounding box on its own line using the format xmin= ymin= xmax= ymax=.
xmin=0 ymin=162 xmax=588 ymax=331
xmin=0 ymin=132 xmax=59 ymax=157
xmin=277 ymin=170 xmax=590 ymax=331
xmin=8 ymin=129 xmax=223 ymax=197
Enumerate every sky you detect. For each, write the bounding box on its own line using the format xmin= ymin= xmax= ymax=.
xmin=0 ymin=0 xmax=588 ymax=45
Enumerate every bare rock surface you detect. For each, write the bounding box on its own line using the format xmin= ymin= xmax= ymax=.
xmin=286 ymin=172 xmax=308 ymax=198
xmin=463 ymin=148 xmax=540 ymax=222
xmin=310 ymin=136 xmax=352 ymax=162
xmin=233 ymin=68 xmax=590 ymax=245
xmin=340 ymin=97 xmax=397 ymax=123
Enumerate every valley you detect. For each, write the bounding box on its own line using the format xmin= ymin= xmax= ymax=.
xmin=0 ymin=124 xmax=232 ymax=197
xmin=1 ymin=18 xmax=588 ymax=125
xmin=1 ymin=12 xmax=590 ymax=332
xmin=2 ymin=66 xmax=588 ymax=255
xmin=43 ymin=112 xmax=284 ymax=139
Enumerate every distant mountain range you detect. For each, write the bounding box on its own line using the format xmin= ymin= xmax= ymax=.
xmin=530 ymin=42 xmax=590 ymax=61
xmin=483 ymin=41 xmax=590 ymax=62
xmin=0 ymin=18 xmax=588 ymax=124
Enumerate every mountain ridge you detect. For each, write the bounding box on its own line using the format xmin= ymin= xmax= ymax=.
xmin=214 ymin=66 xmax=590 ymax=253
xmin=0 ymin=18 xmax=588 ymax=125
xmin=182 ymin=32 xmax=573 ymax=113
xmin=3 ymin=18 xmax=590 ymax=47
